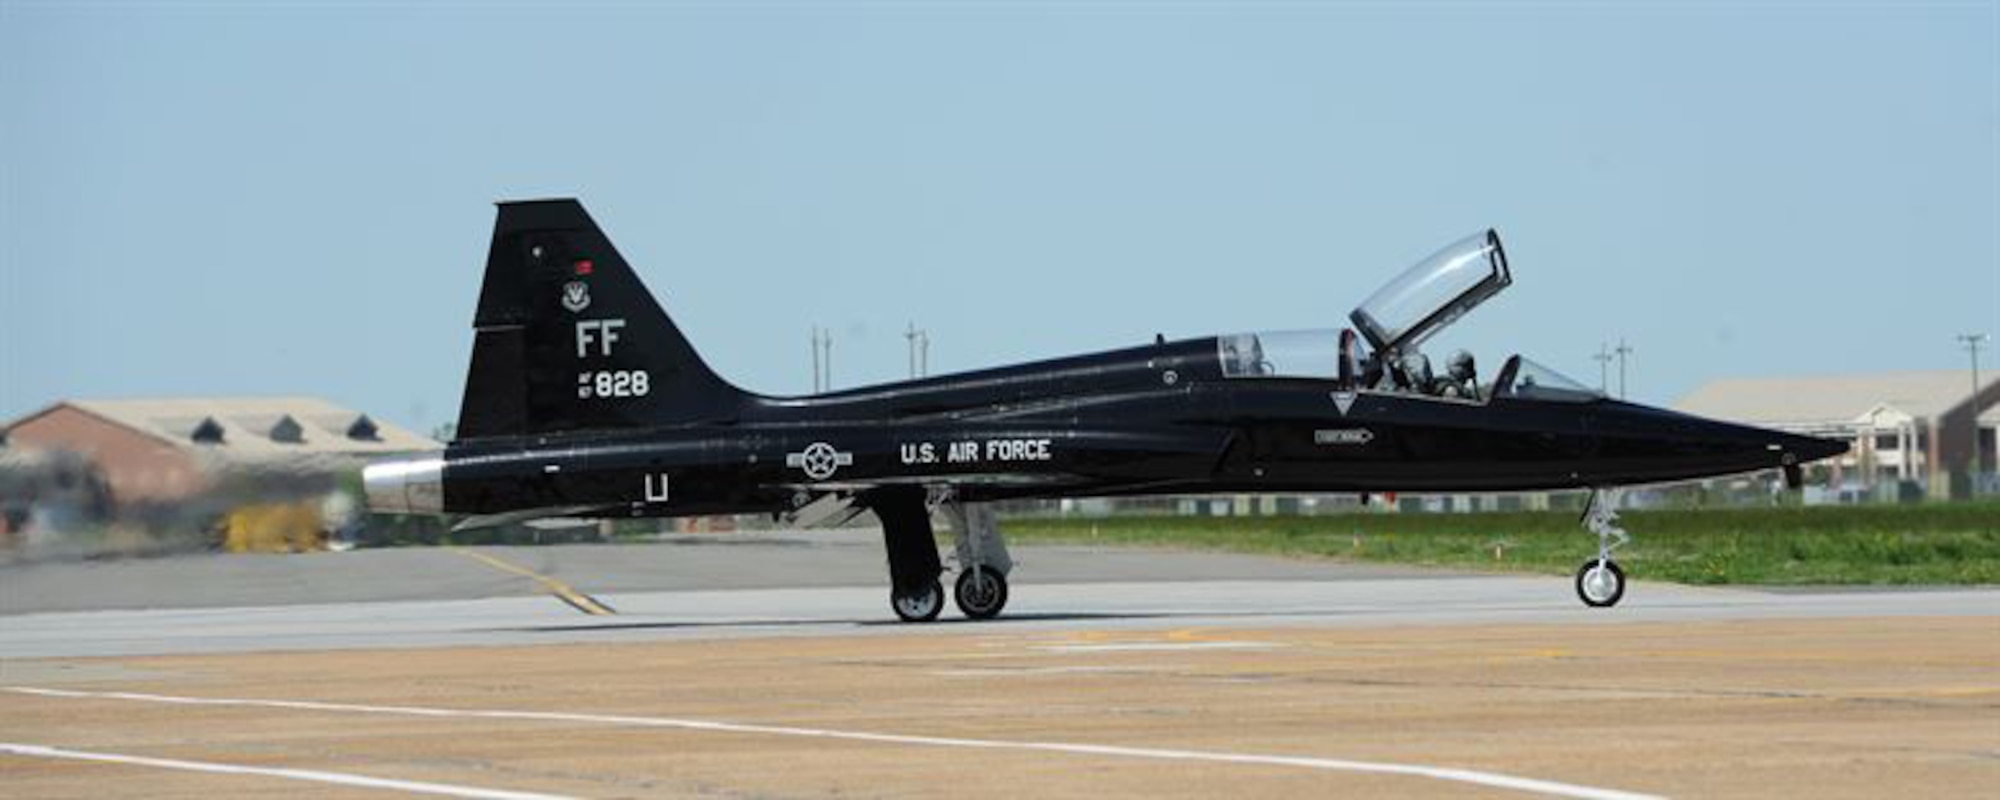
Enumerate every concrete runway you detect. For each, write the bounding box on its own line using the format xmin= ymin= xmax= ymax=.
xmin=2 ymin=530 xmax=1996 ymax=798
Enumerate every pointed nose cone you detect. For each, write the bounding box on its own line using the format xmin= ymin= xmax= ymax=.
xmin=1781 ymin=432 xmax=1849 ymax=466
xmin=1586 ymin=401 xmax=1849 ymax=485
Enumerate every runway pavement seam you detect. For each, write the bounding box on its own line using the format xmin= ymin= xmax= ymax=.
xmin=3 ymin=685 xmax=1668 ymax=800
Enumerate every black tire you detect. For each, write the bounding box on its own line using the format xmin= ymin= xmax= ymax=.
xmin=1575 ymin=558 xmax=1626 ymax=608
xmin=892 ymin=581 xmax=945 ymax=622
xmin=954 ymin=566 xmax=1009 ymax=620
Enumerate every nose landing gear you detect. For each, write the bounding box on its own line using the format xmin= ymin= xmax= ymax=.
xmin=1576 ymin=488 xmax=1629 ymax=608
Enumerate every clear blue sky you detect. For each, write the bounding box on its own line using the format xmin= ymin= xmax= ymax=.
xmin=4 ymin=1 xmax=1995 ymax=435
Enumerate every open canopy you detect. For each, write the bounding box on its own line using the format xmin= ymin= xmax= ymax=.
xmin=1349 ymin=229 xmax=1511 ymax=354
xmin=1218 ymin=229 xmax=1601 ymax=404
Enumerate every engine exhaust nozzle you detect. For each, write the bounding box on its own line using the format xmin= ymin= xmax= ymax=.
xmin=363 ymin=455 xmax=446 ymax=515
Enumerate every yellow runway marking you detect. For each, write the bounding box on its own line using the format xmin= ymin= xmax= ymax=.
xmin=448 ymin=548 xmax=615 ymax=616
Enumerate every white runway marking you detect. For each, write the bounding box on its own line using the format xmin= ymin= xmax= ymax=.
xmin=0 ymin=742 xmax=576 ymax=800
xmin=6 ymin=685 xmax=1664 ymax=800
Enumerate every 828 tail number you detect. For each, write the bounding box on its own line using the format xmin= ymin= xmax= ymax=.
xmin=578 ymin=370 xmax=650 ymax=399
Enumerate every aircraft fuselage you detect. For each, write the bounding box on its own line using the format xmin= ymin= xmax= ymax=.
xmin=402 ymin=336 xmax=1839 ymax=520
xmin=361 ymin=199 xmax=1848 ymax=618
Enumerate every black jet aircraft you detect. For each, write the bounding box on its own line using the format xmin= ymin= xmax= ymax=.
xmin=366 ymin=199 xmax=1847 ymax=621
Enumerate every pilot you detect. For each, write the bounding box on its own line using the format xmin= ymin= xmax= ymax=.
xmin=1399 ymin=352 xmax=1434 ymax=394
xmin=1437 ymin=350 xmax=1479 ymax=400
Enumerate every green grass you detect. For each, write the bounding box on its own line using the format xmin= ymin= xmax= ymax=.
xmin=1000 ymin=504 xmax=2000 ymax=585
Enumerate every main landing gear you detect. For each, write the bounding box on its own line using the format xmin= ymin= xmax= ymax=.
xmin=871 ymin=486 xmax=1015 ymax=622
xmin=892 ymin=582 xmax=946 ymax=622
xmin=942 ymin=498 xmax=1013 ymax=620
xmin=1576 ymin=488 xmax=1629 ymax=608
xmin=873 ymin=487 xmax=945 ymax=622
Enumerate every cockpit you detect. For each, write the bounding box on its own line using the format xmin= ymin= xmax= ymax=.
xmin=1217 ymin=229 xmax=1601 ymax=403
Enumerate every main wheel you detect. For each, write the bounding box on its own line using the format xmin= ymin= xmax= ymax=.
xmin=891 ymin=581 xmax=945 ymax=622
xmin=1575 ymin=558 xmax=1626 ymax=608
xmin=954 ymin=566 xmax=1009 ymax=620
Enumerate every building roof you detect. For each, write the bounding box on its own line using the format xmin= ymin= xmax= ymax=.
xmin=5 ymin=396 xmax=439 ymax=469
xmin=1676 ymin=371 xmax=1999 ymax=428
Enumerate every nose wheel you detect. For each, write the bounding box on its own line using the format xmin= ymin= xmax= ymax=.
xmin=1577 ymin=489 xmax=1631 ymax=608
xmin=1575 ymin=558 xmax=1626 ymax=607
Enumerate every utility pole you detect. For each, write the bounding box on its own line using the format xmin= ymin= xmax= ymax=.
xmin=905 ymin=322 xmax=931 ymax=379
xmin=1614 ymin=338 xmax=1634 ymax=400
xmin=811 ymin=327 xmax=836 ymax=392
xmin=1591 ymin=343 xmax=1613 ymax=393
xmin=1960 ymin=333 xmax=1989 ymax=480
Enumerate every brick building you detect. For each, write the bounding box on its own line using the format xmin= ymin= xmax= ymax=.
xmin=3 ymin=397 xmax=438 ymax=508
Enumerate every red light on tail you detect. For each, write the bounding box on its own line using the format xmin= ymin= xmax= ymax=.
xmin=574 ymin=260 xmax=594 ymax=276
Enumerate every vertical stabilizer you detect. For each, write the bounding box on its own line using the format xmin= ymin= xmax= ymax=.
xmin=455 ymin=199 xmax=742 ymax=439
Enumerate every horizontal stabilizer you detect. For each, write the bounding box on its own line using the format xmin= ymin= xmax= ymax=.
xmin=451 ymin=506 xmax=607 ymax=532
xmin=782 ymin=492 xmax=861 ymax=528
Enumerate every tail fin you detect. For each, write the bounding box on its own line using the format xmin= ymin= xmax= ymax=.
xmin=455 ymin=199 xmax=742 ymax=440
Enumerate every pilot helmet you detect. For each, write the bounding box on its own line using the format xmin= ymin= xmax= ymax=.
xmin=1447 ymin=350 xmax=1476 ymax=381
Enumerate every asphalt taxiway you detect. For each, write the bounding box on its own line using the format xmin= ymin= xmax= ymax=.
xmin=2 ymin=529 xmax=1995 ymax=798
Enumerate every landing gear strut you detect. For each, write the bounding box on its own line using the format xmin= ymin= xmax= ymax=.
xmin=1576 ymin=488 xmax=1629 ymax=608
xmin=937 ymin=490 xmax=1014 ymax=620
